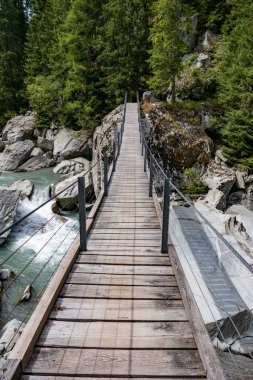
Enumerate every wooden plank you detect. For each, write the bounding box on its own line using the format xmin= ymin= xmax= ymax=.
xmin=89 ymin=233 xmax=161 ymax=240
xmin=50 ymin=298 xmax=187 ymax=321
xmin=37 ymin=321 xmax=195 ymax=349
xmin=22 ymin=377 xmax=206 ymax=380
xmin=76 ymin=255 xmax=169 ymax=266
xmin=72 ymin=263 xmax=173 ymax=275
xmin=24 ymin=348 xmax=205 ymax=377
xmin=66 ymin=273 xmax=176 ymax=286
xmin=88 ymin=240 xmax=161 ymax=247
xmin=60 ymin=284 xmax=181 ymax=300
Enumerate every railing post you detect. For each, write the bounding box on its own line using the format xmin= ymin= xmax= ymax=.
xmin=161 ymin=178 xmax=171 ymax=254
xmin=149 ymin=155 xmax=153 ymax=197
xmin=121 ymin=122 xmax=123 ymax=144
xmin=140 ymin=129 xmax=142 ymax=143
xmin=117 ymin=131 xmax=120 ymax=155
xmin=104 ymin=153 xmax=108 ymax=197
xmin=141 ymin=138 xmax=144 ymax=156
xmin=113 ymin=142 xmax=116 ymax=172
xmin=78 ymin=176 xmax=87 ymax=252
xmin=144 ymin=146 xmax=147 ymax=173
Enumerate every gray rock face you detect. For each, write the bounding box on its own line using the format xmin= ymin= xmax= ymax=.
xmin=92 ymin=105 xmax=123 ymax=196
xmin=53 ymin=128 xmax=91 ymax=160
xmin=8 ymin=179 xmax=34 ymax=198
xmin=202 ymin=162 xmax=236 ymax=195
xmin=2 ymin=115 xmax=35 ymax=144
xmin=31 ymin=147 xmax=44 ymax=157
xmin=0 ymin=187 xmax=20 ymax=245
xmin=194 ymin=53 xmax=211 ymax=69
xmin=0 ymin=142 xmax=5 ymax=153
xmin=37 ymin=137 xmax=54 ymax=152
xmin=242 ymin=185 xmax=253 ymax=211
xmin=17 ymin=155 xmax=55 ymax=172
xmin=53 ymin=157 xmax=90 ymax=176
xmin=54 ymin=171 xmax=91 ymax=210
xmin=0 ymin=140 xmax=34 ymax=171
xmin=204 ymin=189 xmax=227 ymax=211
xmin=143 ymin=91 xmax=158 ymax=103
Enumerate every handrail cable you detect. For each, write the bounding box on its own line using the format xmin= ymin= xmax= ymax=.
xmin=0 ymin=159 xmax=102 ymax=237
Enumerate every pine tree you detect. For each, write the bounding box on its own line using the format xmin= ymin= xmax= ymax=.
xmin=60 ymin=0 xmax=106 ymax=130
xmin=0 ymin=0 xmax=27 ymax=124
xmin=100 ymin=0 xmax=152 ymax=104
xmin=217 ymin=0 xmax=253 ymax=170
xmin=149 ymin=0 xmax=193 ymax=101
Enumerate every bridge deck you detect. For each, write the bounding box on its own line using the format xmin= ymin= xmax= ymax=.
xmin=21 ymin=104 xmax=206 ymax=379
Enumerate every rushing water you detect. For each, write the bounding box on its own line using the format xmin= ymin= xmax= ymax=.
xmin=0 ymin=168 xmax=79 ymax=325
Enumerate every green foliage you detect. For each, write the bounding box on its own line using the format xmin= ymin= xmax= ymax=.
xmin=149 ymin=0 xmax=194 ymax=98
xmin=180 ymin=167 xmax=207 ymax=194
xmin=216 ymin=0 xmax=253 ymax=170
xmin=0 ymin=0 xmax=27 ymax=125
xmin=100 ymin=0 xmax=152 ymax=104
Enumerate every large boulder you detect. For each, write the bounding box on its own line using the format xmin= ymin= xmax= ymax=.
xmin=31 ymin=147 xmax=44 ymax=157
xmin=54 ymin=170 xmax=91 ymax=210
xmin=142 ymin=103 xmax=213 ymax=173
xmin=242 ymin=185 xmax=253 ymax=211
xmin=92 ymin=105 xmax=123 ymax=196
xmin=0 ymin=140 xmax=34 ymax=171
xmin=37 ymin=137 xmax=54 ymax=152
xmin=204 ymin=189 xmax=227 ymax=211
xmin=2 ymin=114 xmax=35 ymax=144
xmin=202 ymin=162 xmax=236 ymax=196
xmin=53 ymin=157 xmax=90 ymax=176
xmin=0 ymin=187 xmax=20 ymax=245
xmin=17 ymin=155 xmax=55 ymax=172
xmin=53 ymin=128 xmax=91 ymax=160
xmin=8 ymin=179 xmax=33 ymax=198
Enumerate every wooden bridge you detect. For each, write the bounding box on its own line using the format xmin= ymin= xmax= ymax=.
xmin=3 ymin=103 xmax=226 ymax=380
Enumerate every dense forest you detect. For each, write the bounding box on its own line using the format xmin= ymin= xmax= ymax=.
xmin=0 ymin=0 xmax=253 ymax=169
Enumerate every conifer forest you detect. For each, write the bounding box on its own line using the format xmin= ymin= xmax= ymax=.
xmin=0 ymin=0 xmax=253 ymax=169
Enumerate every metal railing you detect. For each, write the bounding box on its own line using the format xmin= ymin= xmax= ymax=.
xmin=137 ymin=92 xmax=253 ymax=377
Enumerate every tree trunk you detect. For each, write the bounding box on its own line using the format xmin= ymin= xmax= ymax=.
xmin=172 ymin=75 xmax=176 ymax=102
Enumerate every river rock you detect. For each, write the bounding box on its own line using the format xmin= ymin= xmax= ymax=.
xmin=236 ymin=171 xmax=247 ymax=190
xmin=204 ymin=189 xmax=226 ymax=211
xmin=0 ymin=187 xmax=21 ymax=245
xmin=53 ymin=128 xmax=91 ymax=160
xmin=92 ymin=105 xmax=124 ymax=196
xmin=53 ymin=157 xmax=90 ymax=176
xmin=0 ymin=140 xmax=34 ymax=171
xmin=20 ymin=285 xmax=32 ymax=302
xmin=0 ymin=319 xmax=25 ymax=354
xmin=0 ymin=141 xmax=5 ymax=153
xmin=54 ymin=171 xmax=91 ymax=210
xmin=37 ymin=137 xmax=54 ymax=152
xmin=218 ymin=350 xmax=253 ymax=380
xmin=0 ymin=269 xmax=14 ymax=281
xmin=2 ymin=114 xmax=35 ymax=144
xmin=242 ymin=185 xmax=253 ymax=211
xmin=31 ymin=147 xmax=44 ymax=157
xmin=8 ymin=179 xmax=34 ymax=198
xmin=17 ymin=155 xmax=55 ymax=172
xmin=202 ymin=162 xmax=236 ymax=195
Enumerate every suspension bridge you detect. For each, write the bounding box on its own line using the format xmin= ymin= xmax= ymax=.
xmin=0 ymin=96 xmax=252 ymax=379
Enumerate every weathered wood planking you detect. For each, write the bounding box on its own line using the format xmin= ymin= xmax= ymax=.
xmin=37 ymin=320 xmax=195 ymax=349
xmin=24 ymin=348 xmax=205 ymax=377
xmin=72 ymin=263 xmax=174 ymax=275
xmin=76 ymin=254 xmax=170 ymax=265
xmin=50 ymin=298 xmax=187 ymax=321
xmin=60 ymin=284 xmax=181 ymax=299
xmin=66 ymin=273 xmax=176 ymax=286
